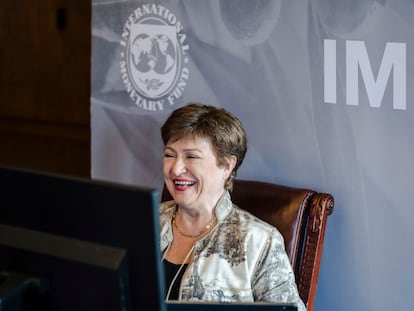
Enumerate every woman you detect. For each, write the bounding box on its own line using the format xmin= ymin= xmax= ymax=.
xmin=160 ymin=103 xmax=306 ymax=310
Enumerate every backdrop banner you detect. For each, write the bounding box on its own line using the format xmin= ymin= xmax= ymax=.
xmin=91 ymin=1 xmax=414 ymax=310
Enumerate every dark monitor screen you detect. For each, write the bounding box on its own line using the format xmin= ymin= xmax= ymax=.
xmin=0 ymin=165 xmax=164 ymax=311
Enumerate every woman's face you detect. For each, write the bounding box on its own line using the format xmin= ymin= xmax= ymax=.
xmin=163 ymin=135 xmax=232 ymax=210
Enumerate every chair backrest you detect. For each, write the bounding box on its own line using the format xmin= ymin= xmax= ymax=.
xmin=229 ymin=180 xmax=334 ymax=311
xmin=162 ymin=179 xmax=334 ymax=311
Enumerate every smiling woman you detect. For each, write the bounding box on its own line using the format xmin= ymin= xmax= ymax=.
xmin=158 ymin=103 xmax=306 ymax=311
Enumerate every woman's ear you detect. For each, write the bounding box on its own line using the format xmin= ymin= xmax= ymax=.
xmin=224 ymin=155 xmax=237 ymax=179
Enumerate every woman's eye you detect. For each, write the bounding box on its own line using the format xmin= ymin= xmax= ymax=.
xmin=186 ymin=155 xmax=199 ymax=159
xmin=164 ymin=153 xmax=174 ymax=158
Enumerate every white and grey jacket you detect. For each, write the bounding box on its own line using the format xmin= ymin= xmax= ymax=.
xmin=160 ymin=191 xmax=306 ymax=311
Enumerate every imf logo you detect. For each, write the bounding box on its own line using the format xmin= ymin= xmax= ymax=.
xmin=324 ymin=39 xmax=406 ymax=110
xmin=120 ymin=4 xmax=190 ymax=111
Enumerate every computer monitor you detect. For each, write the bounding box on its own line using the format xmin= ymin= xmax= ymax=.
xmin=0 ymin=165 xmax=165 ymax=311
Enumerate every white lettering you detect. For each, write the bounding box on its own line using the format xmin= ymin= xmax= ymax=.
xmin=324 ymin=39 xmax=407 ymax=110
xmin=324 ymin=39 xmax=337 ymax=104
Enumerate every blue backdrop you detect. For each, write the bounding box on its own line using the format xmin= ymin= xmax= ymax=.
xmin=91 ymin=1 xmax=414 ymax=310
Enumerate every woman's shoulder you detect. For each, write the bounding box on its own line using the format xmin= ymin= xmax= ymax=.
xmin=230 ymin=205 xmax=283 ymax=237
xmin=222 ymin=205 xmax=286 ymax=255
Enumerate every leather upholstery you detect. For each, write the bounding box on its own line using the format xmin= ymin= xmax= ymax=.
xmin=162 ymin=179 xmax=334 ymax=311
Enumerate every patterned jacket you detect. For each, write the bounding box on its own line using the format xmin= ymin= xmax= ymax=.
xmin=160 ymin=191 xmax=307 ymax=311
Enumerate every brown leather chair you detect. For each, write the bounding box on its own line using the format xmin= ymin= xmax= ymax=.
xmin=162 ymin=179 xmax=334 ymax=311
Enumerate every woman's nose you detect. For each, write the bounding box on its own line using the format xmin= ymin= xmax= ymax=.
xmin=171 ymin=158 xmax=187 ymax=175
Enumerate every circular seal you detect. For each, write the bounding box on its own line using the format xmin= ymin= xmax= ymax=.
xmin=120 ymin=4 xmax=190 ymax=111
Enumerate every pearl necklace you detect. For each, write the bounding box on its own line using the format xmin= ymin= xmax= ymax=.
xmin=172 ymin=210 xmax=217 ymax=238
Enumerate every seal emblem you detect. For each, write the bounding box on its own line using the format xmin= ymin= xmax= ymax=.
xmin=120 ymin=4 xmax=190 ymax=111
